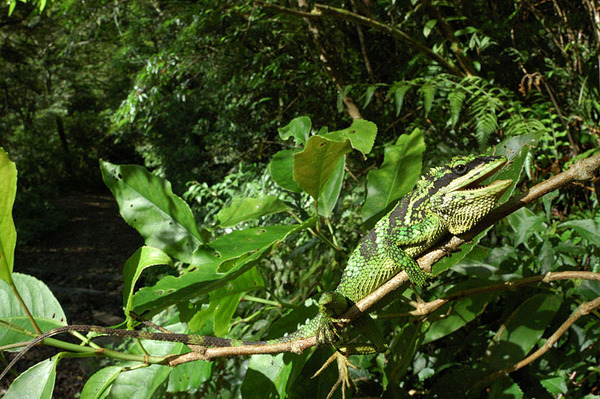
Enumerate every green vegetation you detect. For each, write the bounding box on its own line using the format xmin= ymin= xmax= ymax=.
xmin=1 ymin=0 xmax=599 ymax=398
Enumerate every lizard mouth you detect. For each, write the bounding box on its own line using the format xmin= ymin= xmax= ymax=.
xmin=458 ymin=158 xmax=511 ymax=193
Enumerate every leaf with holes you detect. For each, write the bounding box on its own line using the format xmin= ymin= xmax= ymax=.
xmin=100 ymin=160 xmax=203 ymax=263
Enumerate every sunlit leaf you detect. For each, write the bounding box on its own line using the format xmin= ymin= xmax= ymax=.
xmin=0 ymin=148 xmax=17 ymax=284
xmin=269 ymin=150 xmax=302 ymax=193
xmin=293 ymin=136 xmax=352 ymax=201
xmin=2 ymin=356 xmax=59 ymax=399
xmin=278 ymin=116 xmax=311 ymax=146
xmin=0 ymin=273 xmax=67 ymax=348
xmin=100 ymin=160 xmax=203 ymax=263
xmin=217 ymin=195 xmax=290 ymax=227
xmin=362 ymin=128 xmax=425 ymax=223
xmin=122 ymin=246 xmax=173 ymax=324
xmin=81 ymin=366 xmax=123 ymax=399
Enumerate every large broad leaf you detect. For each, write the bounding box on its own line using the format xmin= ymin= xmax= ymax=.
xmin=320 ymin=119 xmax=377 ymax=157
xmin=0 ymin=147 xmax=17 ymax=284
xmin=316 ymin=156 xmax=345 ymax=217
xmin=100 ymin=160 xmax=203 ymax=263
xmin=293 ymin=120 xmax=377 ymax=202
xmin=81 ymin=366 xmax=124 ymax=399
xmin=107 ymin=365 xmax=171 ymax=399
xmin=166 ymin=358 xmax=212 ymax=393
xmin=2 ymin=355 xmax=60 ymax=399
xmin=423 ymin=290 xmax=492 ymax=344
xmin=105 ymin=331 xmax=188 ymax=399
xmin=217 ymin=195 xmax=290 ymax=227
xmin=269 ymin=150 xmax=302 ymax=193
xmin=361 ymin=128 xmax=425 ymax=223
xmin=293 ymin=135 xmax=353 ymax=201
xmin=122 ymin=246 xmax=173 ymax=325
xmin=0 ymin=273 xmax=67 ymax=348
xmin=482 ymin=293 xmax=561 ymax=371
xmin=242 ymin=349 xmax=314 ymax=399
xmin=278 ymin=116 xmax=311 ymax=146
xmin=506 ymin=207 xmax=546 ymax=249
xmin=131 ymin=218 xmax=315 ymax=317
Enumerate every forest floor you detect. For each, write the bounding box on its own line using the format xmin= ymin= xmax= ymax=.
xmin=2 ymin=191 xmax=143 ymax=397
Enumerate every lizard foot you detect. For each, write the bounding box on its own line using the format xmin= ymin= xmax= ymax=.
xmin=312 ymin=350 xmax=358 ymax=399
xmin=440 ymin=244 xmax=462 ymax=256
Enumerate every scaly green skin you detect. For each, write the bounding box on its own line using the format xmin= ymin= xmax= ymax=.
xmin=275 ymin=154 xmax=512 ymax=344
xmin=0 ymin=155 xmax=512 ymax=381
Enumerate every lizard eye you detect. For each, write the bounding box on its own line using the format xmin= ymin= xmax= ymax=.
xmin=453 ymin=163 xmax=468 ymax=175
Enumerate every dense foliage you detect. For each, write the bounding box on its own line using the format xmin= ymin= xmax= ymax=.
xmin=1 ymin=0 xmax=599 ymax=398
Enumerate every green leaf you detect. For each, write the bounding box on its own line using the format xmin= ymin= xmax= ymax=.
xmin=131 ymin=219 xmax=315 ymax=316
xmin=540 ymin=376 xmax=568 ymax=395
xmin=293 ymin=136 xmax=352 ymax=200
xmin=483 ymin=293 xmax=561 ymax=371
xmin=361 ymin=128 xmax=425 ymax=222
xmin=474 ymin=110 xmax=498 ymax=147
xmin=122 ymin=246 xmax=173 ymax=325
xmin=2 ymin=356 xmax=59 ymax=399
xmin=432 ymin=227 xmax=493 ymax=275
xmin=423 ymin=19 xmax=437 ymax=38
xmin=0 ymin=273 xmax=67 ymax=347
xmin=166 ymin=359 xmax=212 ymax=393
xmin=0 ymin=147 xmax=17 ymax=285
xmin=364 ymin=85 xmax=377 ymax=108
xmin=419 ymin=81 xmax=435 ymax=116
xmin=189 ymin=268 xmax=265 ymax=335
xmin=242 ymin=351 xmax=311 ymax=399
xmin=394 ymin=84 xmax=410 ymax=116
xmin=278 ymin=116 xmax=311 ymax=146
xmin=107 ymin=365 xmax=171 ymax=399
xmin=269 ymin=150 xmax=302 ymax=193
xmin=506 ymin=207 xmax=546 ymax=248
xmin=448 ymin=88 xmax=466 ymax=127
xmin=316 ymin=156 xmax=345 ymax=217
xmin=320 ymin=119 xmax=377 ymax=157
xmin=81 ymin=366 xmax=124 ymax=399
xmin=217 ymin=195 xmax=290 ymax=227
xmin=100 ymin=160 xmax=203 ymax=263
xmin=423 ymin=291 xmax=492 ymax=344
xmin=560 ymin=219 xmax=600 ymax=247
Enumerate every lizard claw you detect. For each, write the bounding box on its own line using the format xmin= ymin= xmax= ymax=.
xmin=312 ymin=350 xmax=358 ymax=399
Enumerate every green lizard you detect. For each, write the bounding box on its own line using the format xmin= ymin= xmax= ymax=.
xmin=0 ymin=154 xmax=512 ymax=388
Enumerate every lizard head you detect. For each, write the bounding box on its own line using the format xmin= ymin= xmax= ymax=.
xmin=423 ymin=155 xmax=513 ymax=234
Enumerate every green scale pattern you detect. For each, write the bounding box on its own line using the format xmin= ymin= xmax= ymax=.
xmin=273 ymin=154 xmax=512 ymax=344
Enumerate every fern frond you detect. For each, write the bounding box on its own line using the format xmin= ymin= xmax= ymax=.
xmin=474 ymin=110 xmax=498 ymax=147
xmin=448 ymin=88 xmax=466 ymax=127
